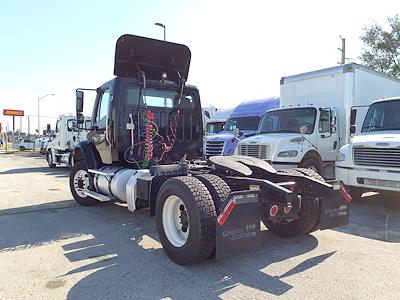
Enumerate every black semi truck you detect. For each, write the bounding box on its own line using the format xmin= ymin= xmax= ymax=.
xmin=70 ymin=34 xmax=351 ymax=265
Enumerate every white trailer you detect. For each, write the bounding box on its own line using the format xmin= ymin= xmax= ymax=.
xmin=336 ymin=97 xmax=400 ymax=200
xmin=236 ymin=63 xmax=400 ymax=178
xmin=46 ymin=115 xmax=91 ymax=167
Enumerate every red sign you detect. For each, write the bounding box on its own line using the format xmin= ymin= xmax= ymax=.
xmin=3 ymin=109 xmax=24 ymax=116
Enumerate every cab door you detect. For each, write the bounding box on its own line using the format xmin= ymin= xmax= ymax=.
xmin=316 ymin=108 xmax=339 ymax=162
xmin=90 ymin=88 xmax=112 ymax=164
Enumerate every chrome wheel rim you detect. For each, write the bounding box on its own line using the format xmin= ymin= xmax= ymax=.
xmin=73 ymin=170 xmax=89 ymax=198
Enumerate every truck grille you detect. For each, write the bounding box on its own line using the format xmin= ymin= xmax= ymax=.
xmin=238 ymin=144 xmax=269 ymax=159
xmin=353 ymin=147 xmax=400 ymax=168
xmin=205 ymin=140 xmax=225 ymax=157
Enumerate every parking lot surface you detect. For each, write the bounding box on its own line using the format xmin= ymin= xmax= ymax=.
xmin=1 ymin=152 xmax=400 ymax=299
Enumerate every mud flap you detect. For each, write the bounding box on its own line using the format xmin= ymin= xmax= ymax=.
xmin=216 ymin=191 xmax=261 ymax=260
xmin=319 ymin=181 xmax=351 ymax=230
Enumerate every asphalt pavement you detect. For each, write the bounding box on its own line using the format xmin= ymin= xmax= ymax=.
xmin=0 ymin=152 xmax=399 ymax=299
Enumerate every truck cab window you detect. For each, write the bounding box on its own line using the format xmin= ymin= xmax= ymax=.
xmin=85 ymin=120 xmax=92 ymax=130
xmin=259 ymin=108 xmax=316 ymax=134
xmin=319 ymin=109 xmax=331 ymax=133
xmin=96 ymin=89 xmax=110 ymax=128
xmin=67 ymin=119 xmax=75 ymax=131
xmin=126 ymin=87 xmax=188 ymax=108
xmin=55 ymin=120 xmax=61 ymax=133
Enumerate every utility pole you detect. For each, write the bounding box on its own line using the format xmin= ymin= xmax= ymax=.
xmin=338 ymin=35 xmax=346 ymax=64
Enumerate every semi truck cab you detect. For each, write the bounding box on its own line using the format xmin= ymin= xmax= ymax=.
xmin=204 ymin=97 xmax=279 ymax=158
xmin=46 ymin=114 xmax=91 ymax=167
xmin=336 ymin=97 xmax=400 ymax=199
xmin=236 ymin=105 xmax=339 ymax=176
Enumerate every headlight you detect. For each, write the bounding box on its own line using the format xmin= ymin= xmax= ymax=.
xmin=277 ymin=150 xmax=298 ymax=157
xmin=336 ymin=151 xmax=346 ymax=161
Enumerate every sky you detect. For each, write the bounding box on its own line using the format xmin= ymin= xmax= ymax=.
xmin=0 ymin=0 xmax=399 ymax=133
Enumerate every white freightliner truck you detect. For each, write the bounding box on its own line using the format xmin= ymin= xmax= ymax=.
xmin=46 ymin=114 xmax=91 ymax=167
xmin=336 ymin=97 xmax=400 ymax=200
xmin=236 ymin=64 xmax=400 ymax=178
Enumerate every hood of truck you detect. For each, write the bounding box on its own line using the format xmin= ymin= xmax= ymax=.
xmin=351 ymin=131 xmax=400 ymax=147
xmin=114 ymin=34 xmax=191 ymax=84
xmin=240 ymin=133 xmax=303 ymax=144
xmin=206 ymin=130 xmax=256 ymax=142
xmin=204 ymin=130 xmax=257 ymax=156
xmin=237 ymin=133 xmax=309 ymax=161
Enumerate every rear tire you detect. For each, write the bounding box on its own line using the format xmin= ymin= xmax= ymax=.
xmin=196 ymin=174 xmax=231 ymax=259
xmin=70 ymin=160 xmax=98 ymax=206
xmin=262 ymin=168 xmax=321 ymax=238
xmin=47 ymin=151 xmax=56 ymax=168
xmin=196 ymin=174 xmax=231 ymax=213
xmin=156 ymin=176 xmax=216 ymax=265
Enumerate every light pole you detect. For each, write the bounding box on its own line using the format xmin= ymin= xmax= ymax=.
xmin=155 ymin=22 xmax=166 ymax=41
xmin=37 ymin=93 xmax=55 ymax=135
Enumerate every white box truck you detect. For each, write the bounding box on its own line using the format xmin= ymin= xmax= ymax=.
xmin=336 ymin=97 xmax=400 ymax=200
xmin=46 ymin=114 xmax=91 ymax=167
xmin=235 ymin=63 xmax=400 ymax=178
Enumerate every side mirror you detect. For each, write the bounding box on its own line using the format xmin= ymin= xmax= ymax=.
xmin=76 ymin=91 xmax=84 ymax=113
xmin=204 ymin=111 xmax=210 ymax=119
xmin=76 ymin=90 xmax=84 ymax=125
xmin=350 ymin=125 xmax=356 ymax=134
xmin=233 ymin=128 xmax=240 ymax=138
xmin=350 ymin=109 xmax=357 ymax=126
xmin=299 ymin=125 xmax=308 ymax=135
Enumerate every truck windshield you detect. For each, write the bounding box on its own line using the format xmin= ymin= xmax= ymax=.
xmin=259 ymin=108 xmax=317 ymax=134
xmin=362 ymin=100 xmax=400 ymax=132
xmin=224 ymin=117 xmax=260 ymax=131
xmin=206 ymin=122 xmax=224 ymax=134
xmin=126 ymin=87 xmax=195 ymax=109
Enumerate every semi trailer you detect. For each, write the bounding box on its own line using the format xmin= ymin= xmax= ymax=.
xmin=69 ymin=34 xmax=350 ymax=265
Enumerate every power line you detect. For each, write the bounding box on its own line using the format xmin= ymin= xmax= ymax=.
xmin=0 ymin=81 xmax=48 ymax=91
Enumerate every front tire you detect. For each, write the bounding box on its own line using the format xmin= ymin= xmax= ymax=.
xmin=299 ymin=154 xmax=323 ymax=177
xmin=69 ymin=160 xmax=98 ymax=206
xmin=47 ymin=151 xmax=56 ymax=168
xmin=156 ymin=176 xmax=216 ymax=265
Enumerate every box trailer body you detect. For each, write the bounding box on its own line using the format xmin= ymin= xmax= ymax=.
xmin=236 ymin=64 xmax=400 ymax=178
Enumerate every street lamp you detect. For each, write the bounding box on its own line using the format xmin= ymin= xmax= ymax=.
xmin=154 ymin=22 xmax=166 ymax=41
xmin=37 ymin=93 xmax=55 ymax=135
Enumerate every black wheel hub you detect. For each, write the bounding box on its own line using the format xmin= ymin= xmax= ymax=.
xmin=179 ymin=204 xmax=188 ymax=233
